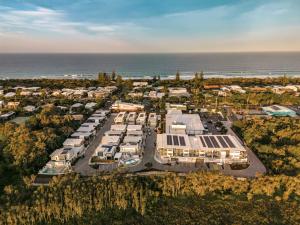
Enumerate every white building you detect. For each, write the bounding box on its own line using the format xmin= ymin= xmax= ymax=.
xmin=4 ymin=92 xmax=16 ymax=98
xmin=127 ymin=124 xmax=143 ymax=132
xmin=133 ymin=81 xmax=148 ymax=87
xmin=114 ymin=112 xmax=127 ymax=124
xmin=126 ymin=112 xmax=137 ymax=124
xmin=85 ymin=102 xmax=97 ymax=110
xmin=120 ymin=135 xmax=144 ymax=155
xmin=23 ymin=105 xmax=37 ymax=112
xmin=111 ymin=101 xmax=144 ymax=112
xmin=165 ymin=110 xmax=204 ymax=135
xmin=93 ymin=145 xmax=117 ymax=160
xmin=101 ymin=135 xmax=121 ymax=146
xmin=156 ymin=134 xmax=247 ymax=164
xmin=110 ymin=124 xmax=127 ymax=133
xmin=148 ymin=113 xmax=157 ymax=127
xmin=136 ymin=112 xmax=147 ymax=125
xmin=168 ymin=87 xmax=190 ymax=97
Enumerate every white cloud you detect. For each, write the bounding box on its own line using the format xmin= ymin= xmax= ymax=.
xmin=0 ymin=6 xmax=132 ymax=36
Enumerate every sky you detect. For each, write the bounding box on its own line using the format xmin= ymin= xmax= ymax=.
xmin=0 ymin=0 xmax=300 ymax=53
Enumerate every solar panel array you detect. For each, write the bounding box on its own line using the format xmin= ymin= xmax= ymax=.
xmin=200 ymin=135 xmax=236 ymax=149
xmin=166 ymin=135 xmax=186 ymax=146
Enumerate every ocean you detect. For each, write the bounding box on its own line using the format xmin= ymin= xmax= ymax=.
xmin=0 ymin=52 xmax=300 ymax=79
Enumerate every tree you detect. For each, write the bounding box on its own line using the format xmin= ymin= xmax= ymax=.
xmin=175 ymin=70 xmax=180 ymax=82
xmin=116 ymin=75 xmax=123 ymax=87
xmin=111 ymin=70 xmax=116 ymax=81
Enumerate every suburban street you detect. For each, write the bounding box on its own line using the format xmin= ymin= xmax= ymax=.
xmin=72 ymin=114 xmax=117 ymax=176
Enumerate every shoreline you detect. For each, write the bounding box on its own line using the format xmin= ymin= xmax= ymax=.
xmin=1 ymin=73 xmax=300 ymax=80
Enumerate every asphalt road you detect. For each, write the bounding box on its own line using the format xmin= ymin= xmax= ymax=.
xmin=73 ymin=114 xmax=117 ymax=176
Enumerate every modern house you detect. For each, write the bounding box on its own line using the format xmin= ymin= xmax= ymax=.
xmin=114 ymin=112 xmax=127 ymax=124
xmin=156 ymin=134 xmax=247 ymax=164
xmin=148 ymin=113 xmax=157 ymax=127
xmin=120 ymin=135 xmax=144 ymax=155
xmin=262 ymin=105 xmax=297 ymax=117
xmin=136 ymin=112 xmax=147 ymax=125
xmin=126 ymin=112 xmax=137 ymax=124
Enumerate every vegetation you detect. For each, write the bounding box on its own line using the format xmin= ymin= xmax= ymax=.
xmin=0 ymin=106 xmax=80 ymax=193
xmin=233 ymin=117 xmax=300 ymax=175
xmin=0 ymin=172 xmax=299 ymax=224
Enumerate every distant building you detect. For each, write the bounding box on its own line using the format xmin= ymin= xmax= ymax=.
xmin=168 ymin=87 xmax=190 ymax=97
xmin=165 ymin=103 xmax=187 ymax=111
xmin=133 ymin=81 xmax=148 ymax=87
xmin=111 ymin=101 xmax=144 ymax=112
xmin=262 ymin=105 xmax=296 ymax=117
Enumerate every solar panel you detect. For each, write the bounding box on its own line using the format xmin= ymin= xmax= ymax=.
xmin=200 ymin=136 xmax=206 ymax=147
xmin=167 ymin=135 xmax=173 ymax=145
xmin=223 ymin=136 xmax=235 ymax=148
xmin=209 ymin=136 xmax=220 ymax=148
xmin=179 ymin=136 xmax=186 ymax=146
xmin=204 ymin=136 xmax=213 ymax=148
xmin=173 ymin=135 xmax=179 ymax=146
xmin=217 ymin=136 xmax=228 ymax=148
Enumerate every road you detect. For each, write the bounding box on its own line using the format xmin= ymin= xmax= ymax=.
xmin=73 ymin=114 xmax=117 ymax=176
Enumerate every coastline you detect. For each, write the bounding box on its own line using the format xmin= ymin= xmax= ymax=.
xmin=1 ymin=73 xmax=300 ymax=80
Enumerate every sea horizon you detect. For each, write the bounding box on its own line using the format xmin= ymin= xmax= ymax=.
xmin=1 ymin=52 xmax=300 ymax=79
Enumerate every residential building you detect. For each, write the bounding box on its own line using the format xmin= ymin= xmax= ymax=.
xmin=0 ymin=111 xmax=15 ymax=122
xmin=23 ymin=105 xmax=37 ymax=112
xmin=111 ymin=101 xmax=144 ymax=112
xmin=126 ymin=112 xmax=137 ymax=124
xmin=110 ymin=124 xmax=127 ymax=132
xmin=148 ymin=113 xmax=157 ymax=127
xmin=136 ymin=112 xmax=147 ymax=125
xmin=120 ymin=135 xmax=144 ymax=155
xmin=166 ymin=103 xmax=187 ymax=111
xmin=114 ymin=112 xmax=127 ymax=124
xmin=133 ymin=81 xmax=148 ymax=87
xmin=4 ymin=92 xmax=16 ymax=98
xmin=7 ymin=101 xmax=20 ymax=109
xmin=85 ymin=102 xmax=97 ymax=110
xmin=168 ymin=87 xmax=190 ymax=97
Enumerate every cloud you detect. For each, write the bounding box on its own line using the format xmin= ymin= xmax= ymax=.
xmin=0 ymin=6 xmax=133 ymax=36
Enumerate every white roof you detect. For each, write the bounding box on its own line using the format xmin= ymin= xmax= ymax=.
xmin=127 ymin=124 xmax=143 ymax=131
xmin=63 ymin=138 xmax=84 ymax=147
xmin=77 ymin=126 xmax=95 ymax=133
xmin=123 ymin=135 xmax=143 ymax=144
xmin=126 ymin=130 xmax=143 ymax=136
xmin=110 ymin=124 xmax=127 ymax=132
xmin=101 ymin=135 xmax=121 ymax=145
xmin=105 ymin=130 xmax=124 ymax=136
xmin=165 ymin=110 xmax=204 ymax=134
xmin=71 ymin=132 xmax=93 ymax=138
